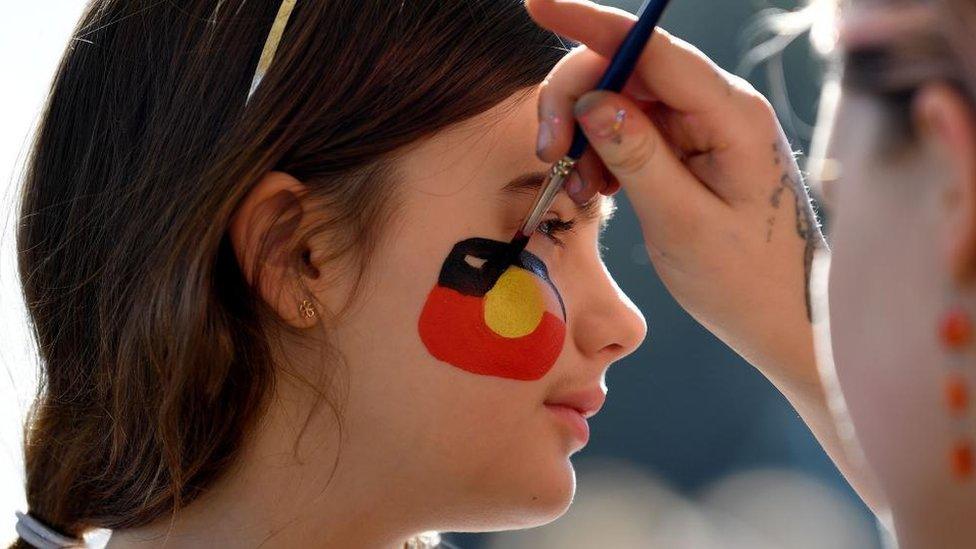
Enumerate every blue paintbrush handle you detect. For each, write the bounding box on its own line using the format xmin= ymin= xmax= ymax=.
xmin=566 ymin=0 xmax=671 ymax=160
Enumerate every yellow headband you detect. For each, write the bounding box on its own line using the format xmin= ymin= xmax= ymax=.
xmin=215 ymin=0 xmax=298 ymax=105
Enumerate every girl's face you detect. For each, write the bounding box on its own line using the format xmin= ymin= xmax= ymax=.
xmin=810 ymin=5 xmax=976 ymax=541
xmin=308 ymin=88 xmax=646 ymax=532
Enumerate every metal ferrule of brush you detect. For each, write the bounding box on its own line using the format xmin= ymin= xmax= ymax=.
xmin=517 ymin=156 xmax=578 ymax=239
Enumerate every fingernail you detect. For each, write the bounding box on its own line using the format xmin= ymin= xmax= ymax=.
xmin=575 ymin=93 xmax=627 ymax=144
xmin=536 ymin=121 xmax=554 ymax=158
xmin=565 ymin=170 xmax=585 ymax=203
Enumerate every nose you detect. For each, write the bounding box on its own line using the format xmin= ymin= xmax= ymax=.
xmin=570 ymin=260 xmax=647 ymax=363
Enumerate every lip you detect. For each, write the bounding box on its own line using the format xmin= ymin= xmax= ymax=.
xmin=543 ymin=387 xmax=606 ymax=446
xmin=544 ymin=388 xmax=606 ymax=419
xmin=544 ymin=403 xmax=590 ymax=445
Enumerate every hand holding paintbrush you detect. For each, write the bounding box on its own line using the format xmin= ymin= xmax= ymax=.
xmin=510 ymin=0 xmax=673 ymax=254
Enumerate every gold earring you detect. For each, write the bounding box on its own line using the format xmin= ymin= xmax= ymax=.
xmin=299 ymin=299 xmax=317 ymax=319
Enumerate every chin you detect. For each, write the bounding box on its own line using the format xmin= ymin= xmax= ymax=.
xmin=452 ymin=453 xmax=578 ymax=533
xmin=516 ymin=458 xmax=577 ymax=527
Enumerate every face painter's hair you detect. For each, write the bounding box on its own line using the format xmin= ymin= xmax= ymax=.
xmin=825 ymin=0 xmax=976 ymax=156
xmin=12 ymin=0 xmax=570 ymax=544
xmin=810 ymin=0 xmax=976 ymax=153
xmin=744 ymin=0 xmax=976 ymax=154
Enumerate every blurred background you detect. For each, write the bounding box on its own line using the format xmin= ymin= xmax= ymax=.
xmin=0 ymin=1 xmax=887 ymax=547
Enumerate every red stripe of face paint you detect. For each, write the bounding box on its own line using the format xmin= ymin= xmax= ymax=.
xmin=418 ymin=285 xmax=566 ymax=381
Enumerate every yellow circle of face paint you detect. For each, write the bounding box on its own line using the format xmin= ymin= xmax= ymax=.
xmin=483 ymin=266 xmax=544 ymax=338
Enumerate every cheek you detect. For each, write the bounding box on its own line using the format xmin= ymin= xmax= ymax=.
xmin=827 ymin=170 xmax=968 ymax=508
xmin=417 ymin=240 xmax=566 ymax=381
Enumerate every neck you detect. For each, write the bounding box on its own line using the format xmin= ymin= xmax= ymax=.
xmin=107 ymin=383 xmax=424 ymax=549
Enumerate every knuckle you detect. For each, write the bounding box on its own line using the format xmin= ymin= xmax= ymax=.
xmin=537 ymin=78 xmax=554 ymax=104
xmin=723 ymin=76 xmax=781 ymax=138
xmin=537 ymin=87 xmax=551 ymax=120
xmin=538 ymin=73 xmax=554 ymax=93
xmin=739 ymin=87 xmax=776 ymax=117
xmin=725 ymin=73 xmax=755 ymax=92
xmin=610 ymin=129 xmax=657 ymax=176
xmin=723 ymin=73 xmax=773 ymax=111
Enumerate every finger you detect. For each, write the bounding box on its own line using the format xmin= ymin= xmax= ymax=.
xmin=527 ymin=0 xmax=749 ymax=115
xmin=571 ymin=158 xmax=621 ymax=199
xmin=564 ymin=148 xmax=606 ymax=205
xmin=572 ymin=89 xmax=725 ymax=232
xmin=599 ymin=164 xmax=621 ymax=196
xmin=537 ymin=45 xmax=654 ymax=163
xmin=531 ymin=0 xmax=783 ymax=204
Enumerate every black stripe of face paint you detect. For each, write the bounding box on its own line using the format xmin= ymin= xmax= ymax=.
xmin=436 ymin=237 xmax=566 ymax=319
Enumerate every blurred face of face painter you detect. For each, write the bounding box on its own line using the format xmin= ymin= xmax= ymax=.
xmin=324 ymin=88 xmax=647 ymax=531
xmin=809 ymin=3 xmax=976 ymax=542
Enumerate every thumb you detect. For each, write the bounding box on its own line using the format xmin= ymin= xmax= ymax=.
xmin=572 ymin=90 xmax=721 ymax=233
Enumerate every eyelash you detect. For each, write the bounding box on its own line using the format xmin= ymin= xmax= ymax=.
xmin=536 ymin=216 xmax=576 ymax=246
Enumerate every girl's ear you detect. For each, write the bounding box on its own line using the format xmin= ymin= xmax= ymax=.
xmin=914 ymin=84 xmax=976 ymax=287
xmin=229 ymin=170 xmax=320 ymax=328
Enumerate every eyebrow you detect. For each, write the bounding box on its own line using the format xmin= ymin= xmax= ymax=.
xmin=500 ymin=170 xmax=613 ymax=224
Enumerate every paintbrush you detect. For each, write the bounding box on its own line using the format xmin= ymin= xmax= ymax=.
xmin=510 ymin=0 xmax=673 ymax=254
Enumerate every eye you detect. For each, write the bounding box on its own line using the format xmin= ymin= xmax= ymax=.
xmin=536 ymin=215 xmax=576 ymax=246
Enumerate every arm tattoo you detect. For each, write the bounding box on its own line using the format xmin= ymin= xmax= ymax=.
xmin=769 ymin=142 xmax=826 ymax=322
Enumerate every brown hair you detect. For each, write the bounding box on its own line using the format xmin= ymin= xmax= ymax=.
xmin=13 ymin=0 xmax=569 ymax=544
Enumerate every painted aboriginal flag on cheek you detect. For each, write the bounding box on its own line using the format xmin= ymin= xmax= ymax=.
xmin=418 ymin=237 xmax=567 ymax=381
